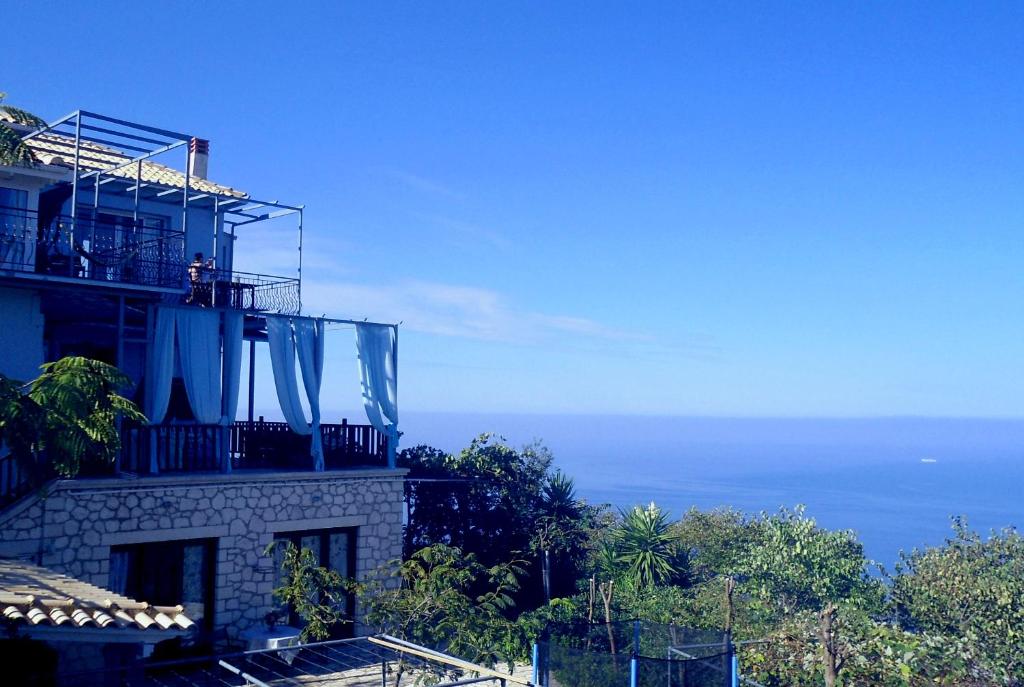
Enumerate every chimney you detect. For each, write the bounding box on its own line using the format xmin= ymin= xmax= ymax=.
xmin=188 ymin=137 xmax=210 ymax=180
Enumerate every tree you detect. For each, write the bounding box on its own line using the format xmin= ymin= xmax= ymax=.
xmin=739 ymin=506 xmax=882 ymax=687
xmin=892 ymin=518 xmax=1024 ymax=684
xmin=0 ymin=357 xmax=145 ymax=479
xmin=355 ymin=544 xmax=527 ymax=677
xmin=0 ymin=93 xmax=45 ymax=166
xmin=401 ymin=435 xmax=592 ymax=609
xmin=532 ymin=471 xmax=591 ymax=601
xmin=613 ymin=502 xmax=686 ymax=588
xmin=267 ymin=541 xmax=349 ymax=641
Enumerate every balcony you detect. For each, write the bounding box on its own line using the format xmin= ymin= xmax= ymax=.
xmin=0 ymin=207 xmax=300 ymax=313
xmin=118 ymin=419 xmax=388 ymax=475
xmin=0 ymin=207 xmax=185 ymax=289
xmin=0 ymin=419 xmax=388 ymax=508
xmin=177 ymin=268 xmax=300 ymax=315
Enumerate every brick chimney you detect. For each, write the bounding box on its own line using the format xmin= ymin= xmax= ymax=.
xmin=188 ymin=137 xmax=210 ymax=180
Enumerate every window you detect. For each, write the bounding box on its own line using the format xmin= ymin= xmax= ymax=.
xmin=272 ymin=527 xmax=356 ymax=635
xmin=0 ymin=187 xmax=28 ymax=211
xmin=109 ymin=539 xmax=217 ymax=630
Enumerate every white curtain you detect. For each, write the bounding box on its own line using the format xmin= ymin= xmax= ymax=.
xmin=145 ymin=308 xmax=176 ymax=425
xmin=355 ymin=323 xmax=399 ymax=465
xmin=175 ymin=309 xmax=222 ymax=425
xmin=294 ymin=318 xmax=325 ymax=471
xmin=267 ymin=316 xmax=311 ymax=435
xmin=222 ymin=310 xmax=244 ymax=424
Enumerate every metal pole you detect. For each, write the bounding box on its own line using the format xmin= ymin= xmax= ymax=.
xmin=381 ymin=660 xmax=387 ymax=687
xmin=69 ymin=111 xmax=82 ymax=277
xmin=297 ymin=208 xmax=303 ymax=311
xmin=248 ymin=339 xmax=256 ymax=423
xmin=532 ymin=643 xmax=539 ymax=686
xmin=731 ymin=653 xmax=740 ymax=687
xmin=116 ymin=296 xmax=125 ymax=366
xmin=387 ymin=324 xmax=398 ymax=468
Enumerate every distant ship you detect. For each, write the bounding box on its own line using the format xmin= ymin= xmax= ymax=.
xmin=920 ymin=458 xmax=938 ymax=464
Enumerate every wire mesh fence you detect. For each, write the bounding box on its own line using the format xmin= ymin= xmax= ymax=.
xmin=538 ymin=621 xmax=734 ymax=687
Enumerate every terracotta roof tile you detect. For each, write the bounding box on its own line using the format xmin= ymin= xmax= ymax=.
xmin=0 ymin=559 xmax=195 ymax=634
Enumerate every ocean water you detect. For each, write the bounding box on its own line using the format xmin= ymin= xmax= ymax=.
xmin=396 ymin=413 xmax=1024 ymax=569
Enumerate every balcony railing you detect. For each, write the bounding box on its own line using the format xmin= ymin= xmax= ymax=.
xmin=0 ymin=207 xmax=186 ymax=288
xmin=118 ymin=419 xmax=388 ymax=475
xmin=177 ymin=269 xmax=300 ymax=315
xmin=0 ymin=208 xmax=300 ymax=312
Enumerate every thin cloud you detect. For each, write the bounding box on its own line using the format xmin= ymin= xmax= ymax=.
xmin=380 ymin=168 xmax=465 ymax=199
xmin=417 ymin=213 xmax=512 ymax=252
xmin=301 ymin=277 xmax=721 ymax=361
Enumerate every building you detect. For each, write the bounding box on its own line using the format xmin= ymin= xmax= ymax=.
xmin=0 ymin=109 xmax=404 ymax=670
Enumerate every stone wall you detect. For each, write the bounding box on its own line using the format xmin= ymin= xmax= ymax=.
xmin=0 ymin=469 xmax=406 ymax=638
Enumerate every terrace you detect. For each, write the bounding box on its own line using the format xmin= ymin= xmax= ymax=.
xmin=1 ymin=110 xmax=304 ymax=314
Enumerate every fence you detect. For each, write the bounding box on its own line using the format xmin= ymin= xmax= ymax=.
xmin=536 ymin=621 xmax=736 ymax=687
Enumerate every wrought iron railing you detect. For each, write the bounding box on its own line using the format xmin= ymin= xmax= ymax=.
xmin=177 ymin=268 xmax=301 ymax=314
xmin=118 ymin=419 xmax=387 ymax=475
xmin=0 ymin=206 xmax=186 ymax=288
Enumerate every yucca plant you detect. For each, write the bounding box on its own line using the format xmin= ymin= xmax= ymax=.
xmin=0 ymin=92 xmax=45 ymax=166
xmin=615 ymin=502 xmax=685 ymax=588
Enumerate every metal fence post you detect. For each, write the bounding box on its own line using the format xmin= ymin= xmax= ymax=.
xmin=532 ymin=643 xmax=540 ymax=686
xmin=630 ymin=620 xmax=641 ymax=687
xmin=731 ymin=653 xmax=740 ymax=687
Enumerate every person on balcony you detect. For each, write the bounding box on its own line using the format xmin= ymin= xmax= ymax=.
xmin=187 ymin=252 xmax=212 ymax=306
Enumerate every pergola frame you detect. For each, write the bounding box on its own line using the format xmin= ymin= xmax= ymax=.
xmin=22 ymin=110 xmax=306 ymax=300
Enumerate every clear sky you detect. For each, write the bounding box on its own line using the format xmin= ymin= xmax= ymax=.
xmin=6 ymin=1 xmax=1022 ymax=417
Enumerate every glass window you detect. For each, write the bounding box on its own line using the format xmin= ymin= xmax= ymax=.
xmin=271 ymin=527 xmax=356 ymax=635
xmin=0 ymin=187 xmax=27 ymax=211
xmin=110 ymin=539 xmax=217 ymax=630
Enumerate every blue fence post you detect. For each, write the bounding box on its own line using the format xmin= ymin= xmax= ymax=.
xmin=630 ymin=619 xmax=641 ymax=687
xmin=532 ymin=643 xmax=539 ymax=686
xmin=731 ymin=649 xmax=740 ymax=687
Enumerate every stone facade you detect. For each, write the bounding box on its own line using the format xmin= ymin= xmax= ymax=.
xmin=0 ymin=469 xmax=406 ymax=638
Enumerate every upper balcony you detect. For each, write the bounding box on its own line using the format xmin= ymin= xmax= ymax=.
xmin=3 ymin=110 xmax=305 ymax=314
xmin=0 ymin=207 xmax=301 ymax=313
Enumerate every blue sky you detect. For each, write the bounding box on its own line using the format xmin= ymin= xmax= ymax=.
xmin=6 ymin=1 xmax=1023 ymax=417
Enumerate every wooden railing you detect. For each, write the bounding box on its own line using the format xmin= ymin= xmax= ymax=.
xmin=119 ymin=419 xmax=388 ymax=475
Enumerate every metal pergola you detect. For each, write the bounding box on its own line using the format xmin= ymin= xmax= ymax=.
xmin=21 ymin=110 xmax=306 ymax=301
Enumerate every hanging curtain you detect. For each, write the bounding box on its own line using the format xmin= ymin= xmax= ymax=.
xmin=144 ymin=308 xmax=176 ymax=425
xmin=175 ymin=309 xmax=222 ymax=425
xmin=222 ymin=310 xmax=244 ymax=423
xmin=355 ymin=323 xmax=399 ymax=465
xmin=267 ymin=316 xmax=312 ymax=435
xmin=294 ymin=318 xmax=325 ymax=471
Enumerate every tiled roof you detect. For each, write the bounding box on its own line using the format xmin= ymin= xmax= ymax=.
xmin=0 ymin=559 xmax=195 ymax=633
xmin=1 ymin=111 xmax=248 ymax=199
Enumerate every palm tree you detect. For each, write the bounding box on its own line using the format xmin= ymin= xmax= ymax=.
xmin=534 ymin=470 xmax=585 ymax=601
xmin=0 ymin=92 xmax=46 ymax=166
xmin=615 ymin=502 xmax=685 ymax=588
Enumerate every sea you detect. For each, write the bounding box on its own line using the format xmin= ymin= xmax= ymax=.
xmin=394 ymin=413 xmax=1024 ymax=570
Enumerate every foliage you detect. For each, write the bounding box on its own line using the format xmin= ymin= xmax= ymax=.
xmin=737 ymin=506 xmax=882 ymax=687
xmin=892 ymin=518 xmax=1024 ymax=684
xmin=0 ymin=357 xmax=145 ymax=478
xmin=611 ymin=502 xmax=687 ymax=588
xmin=0 ymin=92 xmax=45 ymax=166
xmin=266 ymin=540 xmax=349 ymax=642
xmin=673 ymin=507 xmax=756 ymax=582
xmin=401 ymin=435 xmax=596 ymax=605
xmin=355 ymin=544 xmax=528 ymax=671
